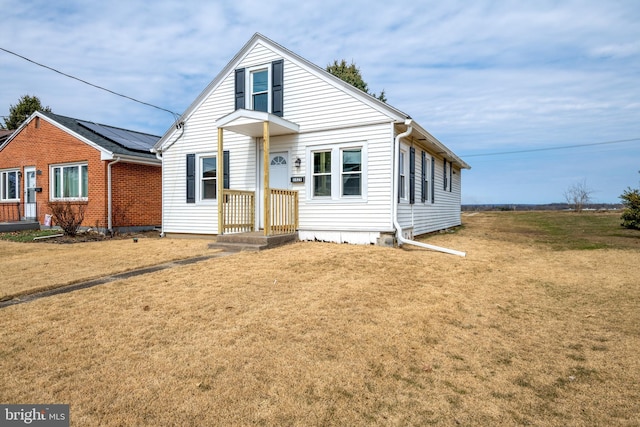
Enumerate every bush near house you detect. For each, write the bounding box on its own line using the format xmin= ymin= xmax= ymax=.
xmin=47 ymin=201 xmax=86 ymax=236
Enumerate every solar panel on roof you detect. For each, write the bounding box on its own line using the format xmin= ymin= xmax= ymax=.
xmin=76 ymin=120 xmax=159 ymax=152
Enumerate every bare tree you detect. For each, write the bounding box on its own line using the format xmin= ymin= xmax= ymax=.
xmin=563 ymin=180 xmax=594 ymax=212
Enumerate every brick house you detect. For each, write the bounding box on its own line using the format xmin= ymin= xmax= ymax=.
xmin=0 ymin=111 xmax=161 ymax=232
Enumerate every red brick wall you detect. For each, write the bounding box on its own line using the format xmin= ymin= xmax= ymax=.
xmin=111 ymin=162 xmax=161 ymax=227
xmin=0 ymin=115 xmax=161 ymax=229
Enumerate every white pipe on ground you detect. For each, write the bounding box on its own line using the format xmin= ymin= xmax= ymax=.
xmin=392 ymin=120 xmax=466 ymax=257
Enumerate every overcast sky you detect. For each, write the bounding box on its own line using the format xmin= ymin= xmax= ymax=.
xmin=2 ymin=0 xmax=639 ymax=204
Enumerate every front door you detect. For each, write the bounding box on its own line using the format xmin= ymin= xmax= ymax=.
xmin=258 ymin=151 xmax=289 ymax=228
xmin=24 ymin=167 xmax=36 ymax=220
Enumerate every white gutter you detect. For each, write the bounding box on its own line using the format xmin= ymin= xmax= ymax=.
xmin=392 ymin=120 xmax=466 ymax=257
xmin=107 ymin=157 xmax=122 ymax=232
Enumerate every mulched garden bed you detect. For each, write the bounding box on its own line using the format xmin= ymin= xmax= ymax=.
xmin=35 ymin=230 xmax=161 ymax=244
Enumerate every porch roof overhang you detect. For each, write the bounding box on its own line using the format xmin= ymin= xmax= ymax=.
xmin=215 ymin=109 xmax=300 ymax=137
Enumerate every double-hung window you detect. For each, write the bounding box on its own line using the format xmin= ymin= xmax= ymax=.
xmin=399 ymin=150 xmax=407 ymax=200
xmin=51 ymin=163 xmax=88 ymax=200
xmin=186 ymin=152 xmax=229 ymax=203
xmin=341 ymin=149 xmax=362 ymax=196
xmin=0 ymin=170 xmax=19 ymax=201
xmin=312 ymin=151 xmax=332 ymax=197
xmin=201 ymin=156 xmax=217 ymax=200
xmin=309 ymin=143 xmax=366 ymax=201
xmin=251 ymin=69 xmax=269 ymax=112
xmin=421 ymin=152 xmax=431 ymax=203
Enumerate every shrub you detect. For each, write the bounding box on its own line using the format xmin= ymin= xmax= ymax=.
xmin=47 ymin=202 xmax=86 ymax=236
xmin=620 ymin=187 xmax=640 ymax=230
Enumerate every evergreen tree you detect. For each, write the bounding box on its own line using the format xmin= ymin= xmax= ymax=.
xmin=326 ymin=60 xmax=387 ymax=103
xmin=2 ymin=95 xmax=51 ymax=130
xmin=620 ymin=172 xmax=640 ymax=229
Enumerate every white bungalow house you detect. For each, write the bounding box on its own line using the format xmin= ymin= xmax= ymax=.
xmin=152 ymin=33 xmax=470 ymax=248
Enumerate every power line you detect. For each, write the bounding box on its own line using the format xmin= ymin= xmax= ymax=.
xmin=460 ymin=138 xmax=640 ymax=158
xmin=0 ymin=47 xmax=181 ymax=121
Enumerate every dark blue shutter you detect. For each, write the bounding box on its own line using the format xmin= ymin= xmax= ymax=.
xmin=421 ymin=151 xmax=426 ymax=203
xmin=409 ymin=147 xmax=416 ymax=204
xmin=223 ymin=150 xmax=230 ymax=189
xmin=449 ymin=162 xmax=453 ymax=192
xmin=431 ymin=157 xmax=435 ymax=203
xmin=271 ymin=59 xmax=284 ymax=117
xmin=186 ymin=154 xmax=196 ymax=203
xmin=443 ymin=158 xmax=447 ymax=191
xmin=235 ymin=68 xmax=245 ymax=110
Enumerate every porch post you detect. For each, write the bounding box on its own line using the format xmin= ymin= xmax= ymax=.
xmin=263 ymin=121 xmax=270 ymax=236
xmin=217 ymin=127 xmax=224 ymax=235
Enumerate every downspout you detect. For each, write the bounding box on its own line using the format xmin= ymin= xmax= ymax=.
xmin=107 ymin=157 xmax=122 ymax=233
xmin=393 ymin=120 xmax=466 ymax=257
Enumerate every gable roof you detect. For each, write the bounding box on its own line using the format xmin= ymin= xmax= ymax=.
xmin=1 ymin=111 xmax=161 ymax=163
xmin=154 ymin=33 xmax=469 ymax=169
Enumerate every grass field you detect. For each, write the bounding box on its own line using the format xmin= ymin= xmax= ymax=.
xmin=0 ymin=211 xmax=638 ymax=426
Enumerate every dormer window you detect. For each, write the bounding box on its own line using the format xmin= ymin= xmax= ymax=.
xmin=234 ymin=59 xmax=284 ymax=117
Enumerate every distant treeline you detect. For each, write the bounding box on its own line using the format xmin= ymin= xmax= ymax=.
xmin=462 ymin=203 xmax=623 ymax=212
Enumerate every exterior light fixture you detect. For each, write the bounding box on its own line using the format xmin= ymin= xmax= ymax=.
xmin=295 ymin=157 xmax=301 ymax=169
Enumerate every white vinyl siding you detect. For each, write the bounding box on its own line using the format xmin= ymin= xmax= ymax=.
xmin=397 ymin=149 xmax=462 ymax=235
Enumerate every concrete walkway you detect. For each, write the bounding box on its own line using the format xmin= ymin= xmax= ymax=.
xmin=0 ymin=251 xmax=234 ymax=309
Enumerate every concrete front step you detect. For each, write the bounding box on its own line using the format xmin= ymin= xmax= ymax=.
xmin=208 ymin=232 xmax=298 ymax=252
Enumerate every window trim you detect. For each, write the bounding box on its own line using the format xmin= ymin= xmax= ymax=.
xmin=49 ymin=163 xmax=88 ymax=201
xmin=0 ymin=169 xmax=20 ymax=202
xmin=307 ymin=142 xmax=367 ymax=203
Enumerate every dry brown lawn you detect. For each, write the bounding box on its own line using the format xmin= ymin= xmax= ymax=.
xmin=0 ymin=236 xmax=213 ymax=300
xmin=1 ymin=212 xmax=638 ymax=426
